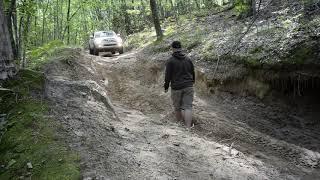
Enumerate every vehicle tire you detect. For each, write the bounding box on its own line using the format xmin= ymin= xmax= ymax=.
xmin=93 ymin=48 xmax=99 ymax=56
xmin=119 ymin=47 xmax=124 ymax=54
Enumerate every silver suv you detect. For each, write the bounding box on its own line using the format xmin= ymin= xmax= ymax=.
xmin=89 ymin=31 xmax=124 ymax=56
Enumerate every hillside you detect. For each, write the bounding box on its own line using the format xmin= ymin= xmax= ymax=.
xmin=128 ymin=0 xmax=320 ymax=97
xmin=1 ymin=0 xmax=320 ymax=179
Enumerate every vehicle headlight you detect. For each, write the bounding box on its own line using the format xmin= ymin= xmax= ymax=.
xmin=116 ymin=37 xmax=123 ymax=44
xmin=94 ymin=40 xmax=102 ymax=45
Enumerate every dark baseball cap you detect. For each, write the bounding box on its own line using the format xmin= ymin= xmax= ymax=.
xmin=171 ymin=41 xmax=182 ymax=49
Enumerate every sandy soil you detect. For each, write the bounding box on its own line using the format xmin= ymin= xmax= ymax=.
xmin=44 ymin=49 xmax=320 ymax=180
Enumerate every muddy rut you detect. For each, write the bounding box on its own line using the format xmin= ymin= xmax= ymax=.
xmin=44 ymin=49 xmax=319 ymax=180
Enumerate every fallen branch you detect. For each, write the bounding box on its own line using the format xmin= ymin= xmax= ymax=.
xmin=226 ymin=0 xmax=266 ymax=56
xmin=212 ymin=54 xmax=220 ymax=78
xmin=0 ymin=88 xmax=14 ymax=92
xmin=213 ymin=0 xmax=269 ymax=77
xmin=229 ymin=141 xmax=235 ymax=156
xmin=219 ymin=136 xmax=236 ymax=144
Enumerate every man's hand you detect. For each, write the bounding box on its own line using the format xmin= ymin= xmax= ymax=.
xmin=165 ymin=89 xmax=168 ymax=93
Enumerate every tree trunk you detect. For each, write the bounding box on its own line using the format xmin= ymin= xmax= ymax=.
xmin=195 ymin=0 xmax=200 ymax=10
xmin=66 ymin=0 xmax=71 ymax=44
xmin=12 ymin=8 xmax=19 ymax=59
xmin=18 ymin=16 xmax=23 ymax=61
xmin=42 ymin=0 xmax=50 ymax=44
xmin=120 ymin=0 xmax=132 ymax=35
xmin=21 ymin=15 xmax=31 ymax=68
xmin=250 ymin=0 xmax=256 ymax=17
xmin=150 ymin=0 xmax=163 ymax=40
xmin=6 ymin=0 xmax=18 ymax=60
xmin=54 ymin=0 xmax=60 ymax=40
xmin=0 ymin=0 xmax=16 ymax=80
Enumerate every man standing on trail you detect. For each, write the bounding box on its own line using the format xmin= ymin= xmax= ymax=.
xmin=164 ymin=41 xmax=195 ymax=128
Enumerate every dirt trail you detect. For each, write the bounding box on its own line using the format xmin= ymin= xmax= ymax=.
xmin=44 ymin=49 xmax=319 ymax=179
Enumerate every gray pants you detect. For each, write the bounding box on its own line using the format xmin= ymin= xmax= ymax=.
xmin=171 ymin=87 xmax=194 ymax=111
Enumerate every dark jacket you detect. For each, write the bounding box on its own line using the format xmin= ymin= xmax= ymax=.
xmin=164 ymin=51 xmax=195 ymax=90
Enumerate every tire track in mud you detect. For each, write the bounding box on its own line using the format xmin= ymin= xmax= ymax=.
xmin=44 ymin=49 xmax=318 ymax=179
xmin=192 ymin=94 xmax=320 ymax=172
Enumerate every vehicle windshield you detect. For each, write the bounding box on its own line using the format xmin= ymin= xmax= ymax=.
xmin=95 ymin=32 xmax=115 ymax=38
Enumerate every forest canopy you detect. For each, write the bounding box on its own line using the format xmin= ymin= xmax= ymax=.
xmin=2 ymin=0 xmax=255 ymax=64
xmin=2 ymin=0 xmax=318 ymax=68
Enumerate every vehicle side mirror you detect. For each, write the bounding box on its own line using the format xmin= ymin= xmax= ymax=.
xmin=90 ymin=35 xmax=94 ymax=39
xmin=117 ymin=34 xmax=120 ymax=37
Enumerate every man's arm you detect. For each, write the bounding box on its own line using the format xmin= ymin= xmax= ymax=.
xmin=190 ymin=60 xmax=195 ymax=83
xmin=164 ymin=61 xmax=172 ymax=91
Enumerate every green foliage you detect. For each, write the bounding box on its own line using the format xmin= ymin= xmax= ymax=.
xmin=177 ymin=15 xmax=192 ymax=25
xmin=0 ymin=100 xmax=80 ymax=179
xmin=126 ymin=17 xmax=205 ymax=53
xmin=202 ymin=40 xmax=215 ymax=52
xmin=126 ymin=9 xmax=141 ymax=15
xmin=192 ymin=9 xmax=211 ymax=18
xmin=303 ymin=0 xmax=319 ymax=6
xmin=9 ymin=0 xmax=239 ymax=65
xmin=179 ymin=29 xmax=204 ymax=50
xmin=234 ymin=0 xmax=250 ymax=16
xmin=151 ymin=42 xmax=171 ymax=53
xmin=164 ymin=25 xmax=177 ymax=37
xmin=246 ymin=57 xmax=261 ymax=67
xmin=125 ymin=30 xmax=156 ymax=50
xmin=191 ymin=5 xmax=223 ymax=18
xmin=249 ymin=46 xmax=264 ymax=54
xmin=202 ymin=51 xmax=218 ymax=62
xmin=202 ymin=53 xmax=215 ymax=61
xmin=1 ymin=70 xmax=44 ymax=107
xmin=27 ymin=40 xmax=65 ymax=70
xmin=0 ymin=70 xmax=80 ymax=180
xmin=287 ymin=46 xmax=313 ymax=64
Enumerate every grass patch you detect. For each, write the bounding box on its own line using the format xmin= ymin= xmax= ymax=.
xmin=0 ymin=66 xmax=80 ymax=179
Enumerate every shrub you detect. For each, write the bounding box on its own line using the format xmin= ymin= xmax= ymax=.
xmin=27 ymin=40 xmax=65 ymax=70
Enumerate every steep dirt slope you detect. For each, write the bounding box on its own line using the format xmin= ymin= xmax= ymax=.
xmin=104 ymin=52 xmax=320 ymax=179
xmin=129 ymin=0 xmax=320 ymax=101
xmin=44 ymin=49 xmax=319 ymax=179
